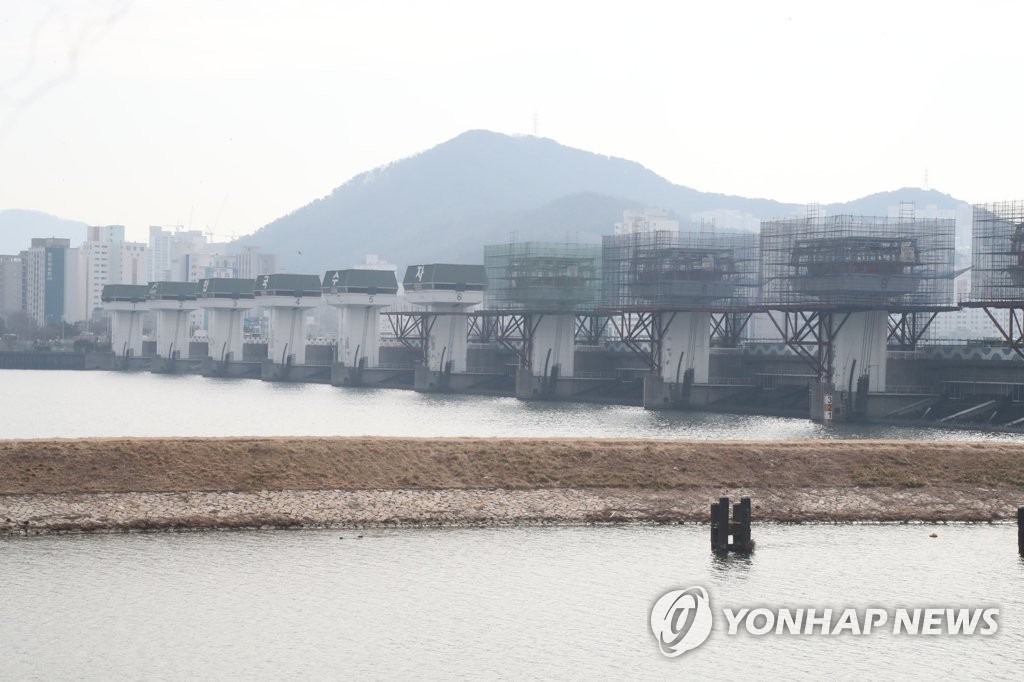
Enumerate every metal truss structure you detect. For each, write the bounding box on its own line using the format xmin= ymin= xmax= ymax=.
xmin=710 ymin=312 xmax=752 ymax=348
xmin=886 ymin=311 xmax=938 ymax=350
xmin=765 ymin=310 xmax=851 ymax=381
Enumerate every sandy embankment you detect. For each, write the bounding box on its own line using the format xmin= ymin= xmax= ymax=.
xmin=1 ymin=438 xmax=1022 ymax=534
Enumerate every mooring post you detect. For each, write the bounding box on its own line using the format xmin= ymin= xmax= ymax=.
xmin=710 ymin=500 xmax=719 ymax=551
xmin=711 ymin=495 xmax=754 ymax=555
xmin=730 ymin=497 xmax=752 ymax=553
xmin=711 ymin=496 xmax=730 ymax=553
xmin=1018 ymin=506 xmax=1023 ymax=557
xmin=718 ymin=496 xmax=731 ymax=553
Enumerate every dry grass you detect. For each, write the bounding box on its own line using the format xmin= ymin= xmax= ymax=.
xmin=1 ymin=437 xmax=1023 ymax=495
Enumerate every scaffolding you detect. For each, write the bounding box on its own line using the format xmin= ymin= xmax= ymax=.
xmin=484 ymin=242 xmax=602 ymax=312
xmin=601 ymin=230 xmax=758 ymax=310
xmin=970 ymin=201 xmax=1024 ymax=303
xmin=760 ymin=212 xmax=955 ymax=309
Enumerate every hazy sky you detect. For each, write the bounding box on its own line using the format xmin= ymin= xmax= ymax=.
xmin=1 ymin=1 xmax=1021 ymax=242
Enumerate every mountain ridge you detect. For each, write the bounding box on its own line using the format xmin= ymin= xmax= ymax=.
xmin=0 ymin=210 xmax=88 ymax=255
xmin=3 ymin=131 xmax=971 ymax=270
xmin=235 ymin=130 xmax=969 ymax=274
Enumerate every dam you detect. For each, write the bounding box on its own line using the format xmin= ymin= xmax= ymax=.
xmin=7 ymin=201 xmax=1015 ymax=431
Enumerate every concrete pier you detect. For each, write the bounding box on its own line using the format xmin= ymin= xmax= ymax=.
xmin=833 ymin=310 xmax=888 ymax=394
xmin=146 ymin=282 xmax=199 ymax=372
xmin=101 ymin=284 xmax=149 ymax=367
xmin=322 ymin=269 xmax=398 ymax=373
xmin=660 ymin=311 xmax=711 ymax=384
xmin=530 ymin=314 xmax=576 ymax=379
xmin=254 ymin=274 xmax=322 ymax=377
xmin=404 ymin=264 xmax=487 ymax=380
xmin=197 ymin=278 xmax=256 ymax=366
xmin=484 ymin=242 xmax=601 ymax=400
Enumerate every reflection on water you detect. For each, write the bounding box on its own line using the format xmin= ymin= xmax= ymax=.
xmin=3 ymin=370 xmax=1023 ymax=441
xmin=2 ymin=524 xmax=1021 ymax=679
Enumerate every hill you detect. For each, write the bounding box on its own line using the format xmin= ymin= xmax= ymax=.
xmin=830 ymin=187 xmax=970 ymax=220
xmin=237 ymin=131 xmax=971 ymax=274
xmin=0 ymin=210 xmax=87 ymax=254
xmin=234 ymin=131 xmax=802 ymax=274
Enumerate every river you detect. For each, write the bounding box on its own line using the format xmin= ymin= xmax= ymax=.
xmin=2 ymin=369 xmax=1023 ymax=441
xmin=2 ymin=369 xmax=1022 ymax=679
xmin=3 ymin=524 xmax=1021 ymax=679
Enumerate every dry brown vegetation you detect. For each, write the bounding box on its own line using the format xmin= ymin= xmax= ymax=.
xmin=1 ymin=437 xmax=1023 ymax=495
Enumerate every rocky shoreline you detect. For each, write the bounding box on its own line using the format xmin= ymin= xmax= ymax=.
xmin=3 ymin=485 xmax=1021 ymax=536
xmin=2 ymin=437 xmax=1022 ymax=536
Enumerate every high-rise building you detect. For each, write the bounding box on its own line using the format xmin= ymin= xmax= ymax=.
xmin=20 ymin=238 xmax=78 ymax=327
xmin=237 ymin=246 xmax=277 ymax=278
xmin=88 ymin=224 xmax=125 ymax=243
xmin=147 ymin=225 xmax=177 ymax=282
xmin=149 ymin=227 xmax=278 ymax=289
xmin=120 ymin=242 xmax=147 ymax=285
xmin=81 ymin=225 xmax=147 ymax=318
xmin=168 ymin=230 xmax=208 ymax=281
xmin=0 ymin=254 xmax=23 ymax=319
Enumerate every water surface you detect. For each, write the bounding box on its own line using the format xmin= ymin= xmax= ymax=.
xmin=3 ymin=370 xmax=1021 ymax=441
xmin=3 ymin=524 xmax=1020 ymax=680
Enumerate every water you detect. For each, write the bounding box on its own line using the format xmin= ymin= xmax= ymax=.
xmin=2 ymin=369 xmax=1023 ymax=441
xmin=2 ymin=525 xmax=1021 ymax=680
xmin=3 ymin=369 xmax=1022 ymax=679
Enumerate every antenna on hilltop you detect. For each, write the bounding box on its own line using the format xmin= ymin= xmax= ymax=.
xmin=532 ymin=112 xmax=539 ymax=137
xmin=923 ymin=168 xmax=929 ymax=191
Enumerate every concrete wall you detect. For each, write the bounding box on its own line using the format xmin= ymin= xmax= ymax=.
xmin=380 ymin=345 xmax=418 ymax=367
xmin=189 ymin=341 xmax=208 ymax=359
xmin=304 ymin=344 xmax=336 ymax=366
xmin=243 ymin=343 xmax=268 ymax=361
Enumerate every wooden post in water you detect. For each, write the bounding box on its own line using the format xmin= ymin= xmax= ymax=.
xmin=710 ymin=500 xmax=719 ymax=552
xmin=710 ymin=497 xmax=730 ymax=554
xmin=1018 ymin=506 xmax=1023 ymax=557
xmin=711 ymin=496 xmax=754 ymax=554
xmin=730 ymin=497 xmax=752 ymax=553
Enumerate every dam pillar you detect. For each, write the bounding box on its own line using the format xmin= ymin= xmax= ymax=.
xmin=323 ymin=269 xmax=399 ymax=369
xmin=267 ymin=306 xmax=312 ymax=365
xmin=254 ymin=274 xmax=323 ymax=378
xmin=154 ymin=309 xmax=193 ymax=359
xmin=208 ymin=308 xmax=247 ymax=361
xmin=659 ymin=311 xmax=711 ymax=384
xmin=111 ymin=310 xmax=145 ymax=358
xmin=403 ymin=264 xmax=487 ymax=379
xmin=101 ymin=284 xmax=150 ymax=367
xmin=530 ymin=314 xmax=576 ymax=378
xmin=196 ymin=278 xmax=256 ymax=364
xmin=146 ymin=282 xmax=199 ymax=372
xmin=832 ymin=310 xmax=888 ymax=394
xmin=483 ymin=241 xmax=601 ymax=401
xmin=324 ymin=269 xmax=400 ymax=387
xmin=420 ymin=307 xmax=475 ymax=373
